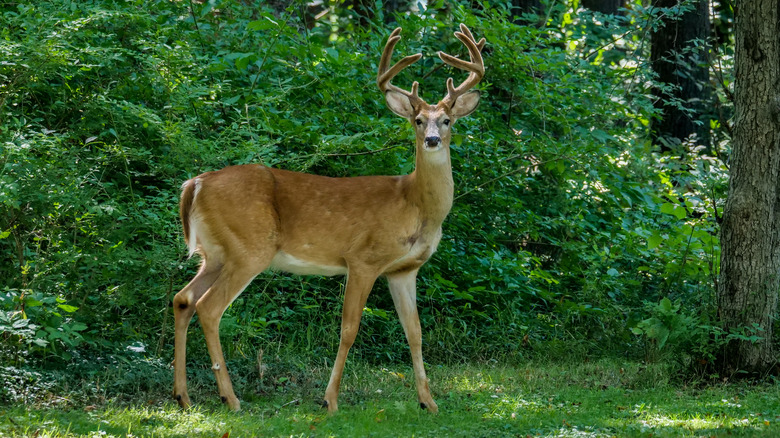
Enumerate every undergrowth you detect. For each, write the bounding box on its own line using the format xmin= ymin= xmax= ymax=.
xmin=0 ymin=0 xmax=732 ymax=372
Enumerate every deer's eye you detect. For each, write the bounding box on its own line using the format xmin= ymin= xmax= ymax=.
xmin=443 ymin=119 xmax=451 ymax=126
xmin=415 ymin=119 xmax=423 ymax=126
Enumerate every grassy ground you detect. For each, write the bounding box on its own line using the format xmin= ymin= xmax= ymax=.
xmin=1 ymin=359 xmax=779 ymax=437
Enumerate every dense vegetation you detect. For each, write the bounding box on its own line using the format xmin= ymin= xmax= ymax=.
xmin=2 ymin=0 xmax=769 ymax=424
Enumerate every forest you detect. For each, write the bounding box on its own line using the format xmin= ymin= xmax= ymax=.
xmin=1 ymin=0 xmax=779 ymax=436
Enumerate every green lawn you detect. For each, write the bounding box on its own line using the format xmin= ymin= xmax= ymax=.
xmin=2 ymin=360 xmax=778 ymax=437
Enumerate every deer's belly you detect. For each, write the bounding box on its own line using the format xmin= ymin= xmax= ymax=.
xmin=269 ymin=251 xmax=348 ymax=276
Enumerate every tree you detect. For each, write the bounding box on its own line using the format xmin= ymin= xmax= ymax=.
xmin=717 ymin=0 xmax=780 ymax=375
xmin=649 ymin=0 xmax=711 ymax=152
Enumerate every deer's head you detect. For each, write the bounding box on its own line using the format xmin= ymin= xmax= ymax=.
xmin=377 ymin=25 xmax=485 ymax=153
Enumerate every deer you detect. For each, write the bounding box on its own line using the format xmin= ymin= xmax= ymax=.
xmin=171 ymin=24 xmax=485 ymax=414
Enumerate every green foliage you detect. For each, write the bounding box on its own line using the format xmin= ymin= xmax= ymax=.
xmin=630 ymin=296 xmax=723 ymax=367
xmin=634 ymin=298 xmax=695 ymax=351
xmin=0 ymin=0 xmax=733 ymax=376
xmin=0 ymin=288 xmax=87 ymax=364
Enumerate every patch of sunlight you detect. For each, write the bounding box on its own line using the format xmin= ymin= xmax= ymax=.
xmin=638 ymin=413 xmax=723 ymax=430
xmin=461 ymin=389 xmax=584 ymax=422
xmin=287 ymin=411 xmax=328 ymax=425
xmin=481 ymin=394 xmax=545 ymax=419
xmin=712 ymin=397 xmax=742 ymax=408
xmin=447 ymin=373 xmax=495 ymax=392
xmin=447 ymin=373 xmax=561 ymax=420
xmin=542 ymin=427 xmax=613 ymax=438
xmin=103 ymin=405 xmax=233 ymax=436
xmin=614 ymin=150 xmax=631 ymax=167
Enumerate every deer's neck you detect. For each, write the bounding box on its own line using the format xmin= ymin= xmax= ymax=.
xmin=407 ymin=141 xmax=454 ymax=225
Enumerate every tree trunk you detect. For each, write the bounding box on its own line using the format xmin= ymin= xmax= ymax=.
xmin=650 ymin=0 xmax=712 ymax=153
xmin=717 ymin=0 xmax=780 ymax=376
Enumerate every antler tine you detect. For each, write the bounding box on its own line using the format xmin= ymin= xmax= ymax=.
xmin=377 ymin=27 xmax=424 ymax=106
xmin=438 ymin=24 xmax=485 ymax=108
xmin=457 ymin=23 xmax=486 ymax=52
xmin=377 ymin=28 xmax=402 ymax=76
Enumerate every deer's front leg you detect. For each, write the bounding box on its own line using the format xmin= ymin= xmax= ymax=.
xmin=387 ymin=269 xmax=438 ymax=413
xmin=323 ymin=269 xmax=377 ymax=413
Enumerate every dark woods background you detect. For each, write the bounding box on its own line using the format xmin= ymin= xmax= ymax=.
xmin=2 ymin=0 xmax=764 ymax=399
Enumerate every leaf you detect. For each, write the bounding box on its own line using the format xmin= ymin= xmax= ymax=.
xmin=389 ymin=371 xmax=405 ymax=379
xmin=607 ymin=268 xmax=619 ymax=277
xmin=620 ymin=191 xmax=633 ymax=207
xmin=223 ymin=95 xmax=241 ymax=105
xmin=324 ymin=47 xmax=339 ymax=61
xmin=591 ymin=129 xmax=613 ymax=143
xmin=25 ymin=298 xmax=43 ymax=307
xmin=235 ymin=53 xmax=258 ymax=70
xmin=58 ymin=304 xmax=79 ymax=313
xmin=660 ymin=202 xmax=686 ymax=220
xmin=32 ymin=338 xmax=49 ymax=347
xmin=656 ymin=326 xmax=671 ymax=349
xmin=647 ymin=232 xmax=663 ymax=249
xmin=247 ymin=16 xmax=278 ymax=31
xmin=69 ymin=322 xmax=88 ymax=331
xmin=47 ymin=329 xmax=65 ymax=341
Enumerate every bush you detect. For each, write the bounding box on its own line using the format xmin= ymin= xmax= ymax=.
xmin=0 ymin=0 xmax=727 ymax=372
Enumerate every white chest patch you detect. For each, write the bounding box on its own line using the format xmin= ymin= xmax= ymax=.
xmin=269 ymin=252 xmax=347 ymax=277
xmin=423 ymin=146 xmax=449 ymax=163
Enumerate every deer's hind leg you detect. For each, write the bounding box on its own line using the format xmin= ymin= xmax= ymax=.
xmin=195 ymin=257 xmax=270 ymax=411
xmin=173 ymin=261 xmax=222 ymax=408
xmin=192 ymin=217 xmax=279 ymax=410
xmin=187 ymin=165 xmax=280 ymax=410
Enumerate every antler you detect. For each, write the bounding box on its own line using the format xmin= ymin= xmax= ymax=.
xmin=438 ymin=24 xmax=486 ymax=108
xmin=377 ymin=27 xmax=425 ymax=107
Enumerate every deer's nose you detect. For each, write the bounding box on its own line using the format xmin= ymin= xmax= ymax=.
xmin=425 ymin=136 xmax=441 ymax=147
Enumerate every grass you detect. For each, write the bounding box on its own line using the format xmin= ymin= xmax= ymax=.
xmin=1 ymin=359 xmax=779 ymax=437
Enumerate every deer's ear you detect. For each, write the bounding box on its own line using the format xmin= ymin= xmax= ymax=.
xmin=385 ymin=90 xmax=416 ymax=118
xmin=449 ymin=91 xmax=480 ymax=119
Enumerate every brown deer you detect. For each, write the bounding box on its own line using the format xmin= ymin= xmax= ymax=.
xmin=172 ymin=24 xmax=485 ymax=413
